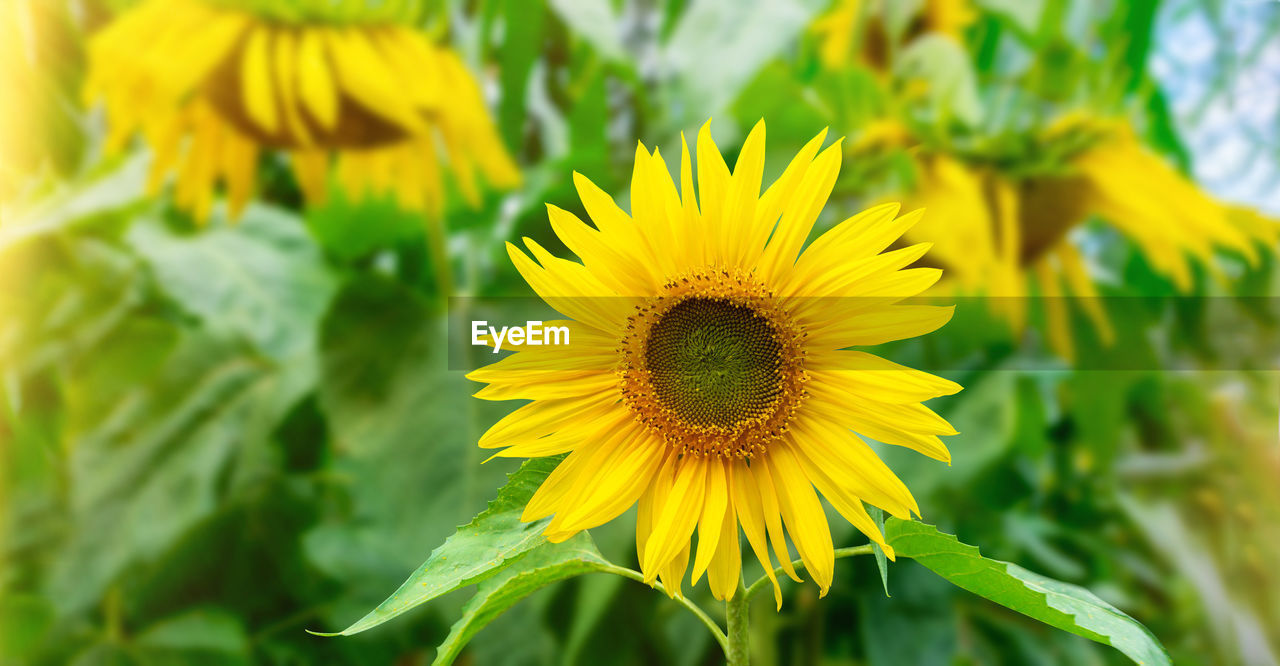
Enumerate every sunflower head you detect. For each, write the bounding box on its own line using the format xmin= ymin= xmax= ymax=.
xmin=84 ymin=0 xmax=518 ymax=221
xmin=898 ymin=112 xmax=1277 ymax=359
xmin=469 ymin=120 xmax=961 ymax=606
xmin=811 ymin=0 xmax=976 ymax=71
xmin=619 ymin=267 xmax=810 ymax=460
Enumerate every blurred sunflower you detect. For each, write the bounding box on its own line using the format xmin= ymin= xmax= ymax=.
xmin=83 ymin=0 xmax=519 ymax=222
xmin=811 ymin=0 xmax=974 ymax=70
xmin=895 ymin=115 xmax=1277 ymax=358
xmin=468 ymin=120 xmax=961 ymax=606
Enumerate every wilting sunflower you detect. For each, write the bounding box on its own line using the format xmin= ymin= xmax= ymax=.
xmin=811 ymin=0 xmax=974 ymax=71
xmin=468 ymin=121 xmax=961 ymax=605
xmin=899 ymin=116 xmax=1276 ymax=358
xmin=83 ymin=0 xmax=519 ymax=222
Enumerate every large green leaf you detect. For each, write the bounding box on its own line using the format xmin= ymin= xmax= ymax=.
xmin=306 ymin=277 xmax=516 ymax=629
xmin=323 ymin=455 xmax=566 ymax=636
xmin=432 ymin=534 xmax=612 ymax=666
xmin=49 ymin=323 xmax=315 ymax=615
xmin=128 ymin=204 xmax=337 ymax=361
xmin=886 ymin=519 xmax=1171 ymax=666
xmin=40 ymin=206 xmax=323 ymax=615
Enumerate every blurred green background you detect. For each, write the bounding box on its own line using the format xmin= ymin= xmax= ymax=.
xmin=2 ymin=0 xmax=1279 ymax=664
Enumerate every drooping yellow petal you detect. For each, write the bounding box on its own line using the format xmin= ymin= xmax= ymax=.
xmin=547 ymin=425 xmax=665 ymax=537
xmin=295 ymin=29 xmax=338 ymax=130
xmin=273 ymin=29 xmax=312 ymax=146
xmin=731 ymin=461 xmax=784 ymax=609
xmin=691 ymin=460 xmax=729 ymax=585
xmin=785 ymin=437 xmax=895 ymax=557
xmin=791 ymin=413 xmax=922 ymax=517
xmin=240 ymin=27 xmax=279 ymax=135
xmin=764 ymin=445 xmax=835 ymax=595
xmin=748 ymin=460 xmax=804 ymax=585
xmin=705 ymin=489 xmax=742 ymax=601
xmin=641 ymin=457 xmax=708 ymax=580
xmin=325 ymin=28 xmax=426 ymax=133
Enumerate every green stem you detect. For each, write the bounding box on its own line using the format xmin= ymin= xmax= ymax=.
xmin=424 ymin=214 xmax=453 ymax=300
xmin=743 ymin=545 xmax=875 ymax=604
xmin=599 ymin=564 xmax=729 ymax=655
xmin=726 ymin=579 xmax=750 ymax=666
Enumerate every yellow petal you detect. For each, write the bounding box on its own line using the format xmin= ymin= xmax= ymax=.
xmin=764 ymin=446 xmax=834 ymax=594
xmin=326 ymin=28 xmax=425 ymax=133
xmin=706 ymin=491 xmax=742 ymax=601
xmin=691 ymin=460 xmax=729 ymax=585
xmin=731 ymin=462 xmax=785 ymax=609
xmin=642 ymin=457 xmax=708 ymax=579
xmin=296 ymin=29 xmax=338 ymax=130
xmin=240 ymin=27 xmax=278 ymax=135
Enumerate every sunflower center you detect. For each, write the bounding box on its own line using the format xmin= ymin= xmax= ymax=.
xmin=645 ymin=298 xmax=782 ymax=429
xmin=619 ymin=268 xmax=808 ymax=459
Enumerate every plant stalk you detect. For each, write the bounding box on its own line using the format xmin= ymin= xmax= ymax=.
xmin=726 ymin=580 xmax=750 ymax=666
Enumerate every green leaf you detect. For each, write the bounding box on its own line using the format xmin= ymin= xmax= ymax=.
xmin=498 ymin=0 xmax=545 ymax=153
xmin=976 ymin=0 xmax=1045 ymax=37
xmin=0 ymin=595 xmax=55 ymax=660
xmin=304 ymin=189 xmax=423 ymax=261
xmin=49 ymin=323 xmax=315 ymax=616
xmin=128 ymin=204 xmax=338 ymax=361
xmin=323 ymin=455 xmax=566 ymax=636
xmin=867 ymin=505 xmax=890 ymax=597
xmin=885 ymin=519 xmax=1171 ymax=666
xmin=432 ymin=534 xmax=612 ymax=666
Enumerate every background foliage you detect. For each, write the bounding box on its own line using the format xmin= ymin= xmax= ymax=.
xmin=2 ymin=0 xmax=1279 ymax=664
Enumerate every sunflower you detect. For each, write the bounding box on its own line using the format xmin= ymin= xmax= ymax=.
xmin=898 ymin=116 xmax=1275 ymax=358
xmin=811 ymin=0 xmax=974 ymax=71
xmin=467 ymin=120 xmax=961 ymax=605
xmin=83 ymin=0 xmax=519 ymax=222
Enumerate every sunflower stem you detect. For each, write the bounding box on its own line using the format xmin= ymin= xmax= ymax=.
xmin=726 ymin=580 xmax=751 ymax=666
xmin=424 ymin=214 xmax=453 ymax=300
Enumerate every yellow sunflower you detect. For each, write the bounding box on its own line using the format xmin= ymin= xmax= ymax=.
xmin=899 ymin=116 xmax=1276 ymax=358
xmin=467 ymin=120 xmax=961 ymax=606
xmin=83 ymin=0 xmax=519 ymax=222
xmin=811 ymin=0 xmax=975 ymax=71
